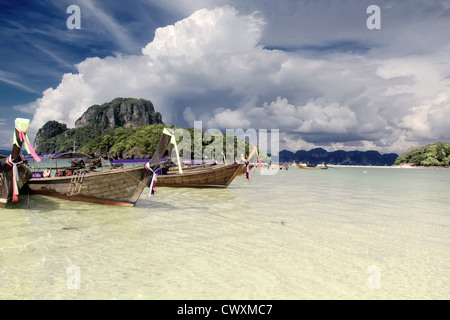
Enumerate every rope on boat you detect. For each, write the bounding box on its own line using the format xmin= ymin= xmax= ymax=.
xmin=112 ymin=163 xmax=159 ymax=197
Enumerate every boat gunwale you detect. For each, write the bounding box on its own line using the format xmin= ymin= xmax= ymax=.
xmin=161 ymin=163 xmax=243 ymax=177
xmin=28 ymin=165 xmax=148 ymax=182
xmin=156 ymin=163 xmax=244 ymax=188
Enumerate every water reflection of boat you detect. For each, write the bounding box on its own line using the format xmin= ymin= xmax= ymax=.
xmin=25 ymin=131 xmax=171 ymax=207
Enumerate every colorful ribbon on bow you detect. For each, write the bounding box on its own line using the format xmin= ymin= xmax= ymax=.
xmin=243 ymin=146 xmax=263 ymax=181
xmin=145 ymin=162 xmax=158 ymax=197
xmin=6 ymin=155 xmax=22 ymax=202
xmin=245 ymin=160 xmax=250 ymax=181
xmin=14 ymin=118 xmax=41 ymax=162
xmin=256 ymin=149 xmax=262 ymax=171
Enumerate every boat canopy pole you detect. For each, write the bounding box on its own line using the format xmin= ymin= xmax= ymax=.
xmin=144 ymin=128 xmax=179 ymax=197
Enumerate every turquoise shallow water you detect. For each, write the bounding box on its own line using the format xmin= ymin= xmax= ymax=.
xmin=0 ymin=166 xmax=449 ymax=299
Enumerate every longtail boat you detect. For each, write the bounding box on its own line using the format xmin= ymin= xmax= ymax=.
xmin=139 ymin=128 xmax=244 ymax=188
xmin=156 ymin=163 xmax=244 ymax=188
xmin=0 ymin=118 xmax=39 ymax=208
xmin=25 ymin=130 xmax=171 ymax=207
xmin=295 ymin=163 xmax=328 ymax=170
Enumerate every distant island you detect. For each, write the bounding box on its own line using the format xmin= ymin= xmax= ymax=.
xmin=10 ymin=97 xmax=449 ymax=167
xmin=394 ymin=142 xmax=450 ymax=167
xmin=278 ymin=142 xmax=450 ymax=167
xmin=279 ymin=148 xmax=398 ymax=166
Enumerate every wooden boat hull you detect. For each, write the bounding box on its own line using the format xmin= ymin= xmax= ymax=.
xmin=0 ymin=163 xmax=33 ymax=208
xmin=157 ymin=163 xmax=244 ymax=188
xmin=27 ymin=166 xmax=151 ymax=207
xmin=168 ymin=163 xmax=215 ymax=172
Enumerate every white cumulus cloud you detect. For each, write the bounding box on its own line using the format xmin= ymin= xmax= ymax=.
xmin=21 ymin=5 xmax=450 ymax=154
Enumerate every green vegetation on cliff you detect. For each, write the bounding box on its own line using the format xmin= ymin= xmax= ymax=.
xmin=395 ymin=142 xmax=450 ymax=166
xmin=34 ymin=97 xmax=269 ymax=161
xmin=36 ymin=122 xmax=104 ymax=155
xmin=36 ymin=122 xmax=263 ymax=161
xmin=80 ymin=124 xmax=168 ymax=159
xmin=79 ymin=125 xmax=257 ymax=160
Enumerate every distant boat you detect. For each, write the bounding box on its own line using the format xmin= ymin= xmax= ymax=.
xmin=295 ymin=163 xmax=328 ymax=170
xmin=25 ymin=130 xmax=172 ymax=207
xmin=1 ymin=118 xmax=38 ymax=208
xmin=156 ymin=163 xmax=244 ymax=188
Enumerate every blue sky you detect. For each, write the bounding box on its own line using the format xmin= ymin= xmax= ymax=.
xmin=1 ymin=0 xmax=450 ymax=154
xmin=0 ymin=0 xmax=176 ymax=113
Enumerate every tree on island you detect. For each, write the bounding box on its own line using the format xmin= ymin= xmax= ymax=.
xmin=33 ymin=97 xmax=264 ymax=161
xmin=395 ymin=142 xmax=450 ymax=166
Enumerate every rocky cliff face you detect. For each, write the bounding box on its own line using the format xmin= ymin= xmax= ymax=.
xmin=75 ymin=97 xmax=163 ymax=130
xmin=34 ymin=98 xmax=164 ymax=154
xmin=34 ymin=121 xmax=68 ymax=154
